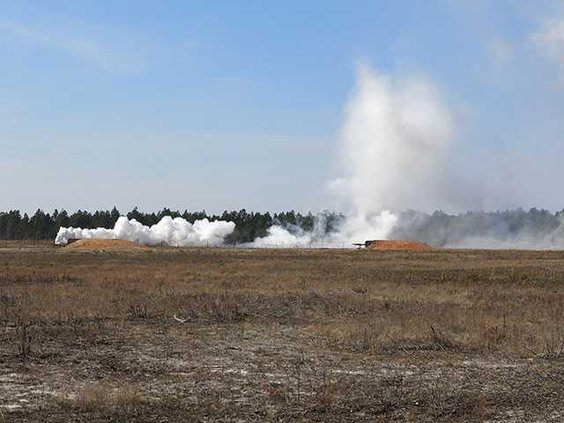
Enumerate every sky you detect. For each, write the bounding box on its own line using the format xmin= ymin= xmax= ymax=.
xmin=2 ymin=0 xmax=564 ymax=214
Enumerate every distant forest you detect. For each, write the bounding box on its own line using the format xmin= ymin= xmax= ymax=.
xmin=1 ymin=207 xmax=563 ymax=246
xmin=0 ymin=208 xmax=334 ymax=244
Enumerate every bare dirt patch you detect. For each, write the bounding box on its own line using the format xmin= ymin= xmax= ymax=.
xmin=65 ymin=239 xmax=150 ymax=251
xmin=368 ymin=240 xmax=433 ymax=251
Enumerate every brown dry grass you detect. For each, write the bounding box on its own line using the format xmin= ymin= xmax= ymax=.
xmin=0 ymin=244 xmax=563 ymax=421
xmin=75 ymin=383 xmax=144 ymax=413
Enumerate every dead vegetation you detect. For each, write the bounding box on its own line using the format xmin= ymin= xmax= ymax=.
xmin=74 ymin=383 xmax=144 ymax=413
xmin=0 ymin=244 xmax=563 ymax=421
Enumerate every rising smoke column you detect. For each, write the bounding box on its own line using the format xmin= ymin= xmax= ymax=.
xmin=55 ymin=216 xmax=235 ymax=247
xmin=333 ymin=65 xmax=454 ymax=235
xmin=336 ymin=64 xmax=454 ymax=213
xmin=252 ymin=64 xmax=455 ymax=247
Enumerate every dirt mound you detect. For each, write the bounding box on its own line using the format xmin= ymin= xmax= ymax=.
xmin=367 ymin=240 xmax=433 ymax=251
xmin=65 ymin=239 xmax=149 ymax=251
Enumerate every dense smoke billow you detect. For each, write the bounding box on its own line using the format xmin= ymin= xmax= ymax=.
xmin=55 ymin=216 xmax=235 ymax=247
xmin=254 ymin=64 xmax=455 ymax=247
xmin=333 ymin=64 xmax=454 ymax=215
xmin=250 ymin=211 xmax=397 ymax=248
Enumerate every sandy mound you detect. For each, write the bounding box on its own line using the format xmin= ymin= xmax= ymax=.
xmin=65 ymin=239 xmax=149 ymax=251
xmin=367 ymin=240 xmax=433 ymax=251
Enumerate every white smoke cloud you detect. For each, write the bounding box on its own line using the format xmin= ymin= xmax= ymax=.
xmin=334 ymin=64 xmax=454 ymax=214
xmin=250 ymin=225 xmax=314 ymax=248
xmin=332 ymin=211 xmax=398 ymax=245
xmin=253 ymin=64 xmax=455 ymax=247
xmin=250 ymin=210 xmax=397 ymax=248
xmin=55 ymin=216 xmax=235 ymax=247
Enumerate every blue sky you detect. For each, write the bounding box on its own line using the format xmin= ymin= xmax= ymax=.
xmin=2 ymin=0 xmax=564 ymax=213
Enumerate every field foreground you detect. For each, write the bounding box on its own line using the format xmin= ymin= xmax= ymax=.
xmin=0 ymin=243 xmax=563 ymax=422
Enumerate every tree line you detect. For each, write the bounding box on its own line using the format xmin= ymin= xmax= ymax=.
xmin=1 ymin=206 xmax=562 ymax=246
xmin=0 ymin=208 xmax=321 ymax=244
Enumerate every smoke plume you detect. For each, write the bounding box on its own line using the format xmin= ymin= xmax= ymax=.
xmin=55 ymin=216 xmax=235 ymax=247
xmin=251 ymin=64 xmax=454 ymax=247
xmin=334 ymin=64 xmax=454 ymax=214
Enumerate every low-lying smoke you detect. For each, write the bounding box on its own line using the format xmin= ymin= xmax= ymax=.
xmin=55 ymin=216 xmax=235 ymax=247
xmin=249 ymin=211 xmax=398 ymax=248
xmin=390 ymin=209 xmax=564 ymax=250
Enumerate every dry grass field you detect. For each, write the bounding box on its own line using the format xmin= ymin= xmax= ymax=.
xmin=0 ymin=242 xmax=563 ymax=422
